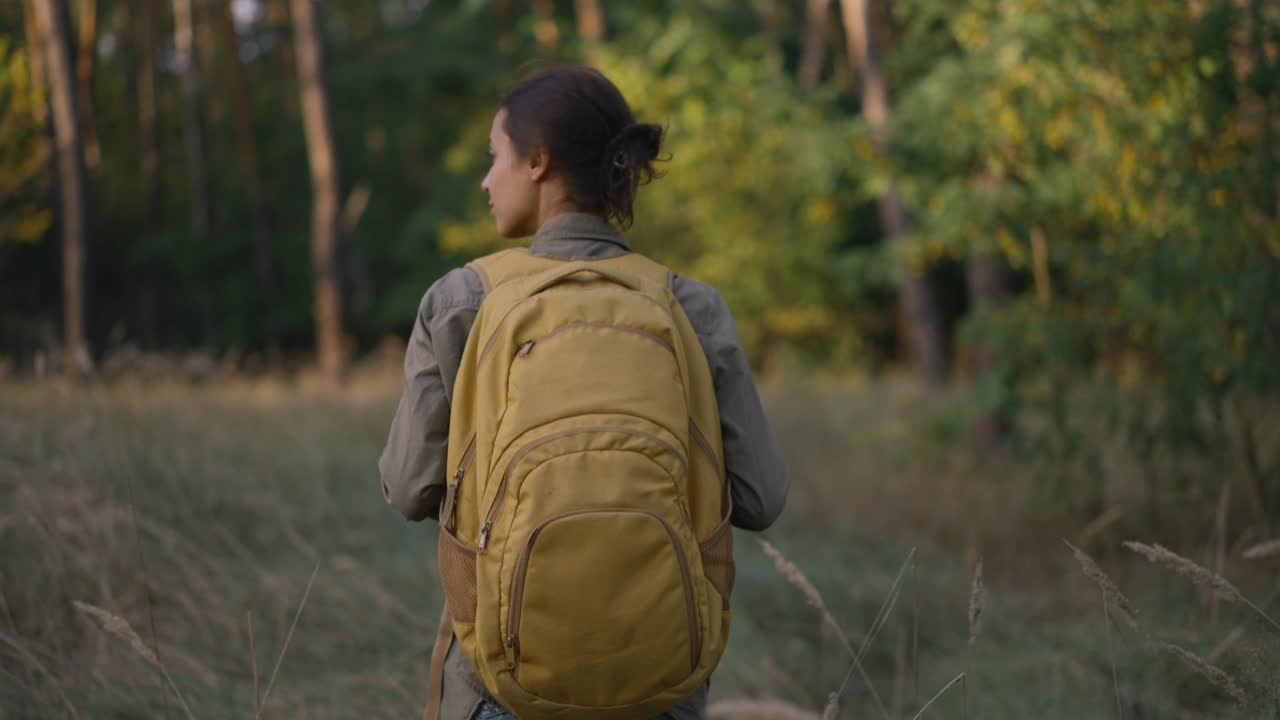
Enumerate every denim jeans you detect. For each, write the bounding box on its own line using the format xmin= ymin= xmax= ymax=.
xmin=471 ymin=700 xmax=516 ymax=720
xmin=471 ymin=699 xmax=698 ymax=720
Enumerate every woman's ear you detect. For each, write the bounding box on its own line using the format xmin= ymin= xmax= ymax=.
xmin=528 ymin=148 xmax=551 ymax=183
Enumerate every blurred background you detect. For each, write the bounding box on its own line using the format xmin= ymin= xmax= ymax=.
xmin=2 ymin=0 xmax=1280 ymax=717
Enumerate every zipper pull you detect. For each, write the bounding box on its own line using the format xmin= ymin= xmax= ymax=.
xmin=506 ymin=635 xmax=519 ymax=670
xmin=517 ymin=340 xmax=535 ymax=357
xmin=478 ymin=521 xmax=493 ymax=551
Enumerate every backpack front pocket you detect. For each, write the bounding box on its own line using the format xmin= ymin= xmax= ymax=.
xmin=505 ymin=508 xmax=700 ymax=706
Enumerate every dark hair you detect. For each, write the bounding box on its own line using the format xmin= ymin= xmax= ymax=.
xmin=501 ymin=65 xmax=664 ymax=229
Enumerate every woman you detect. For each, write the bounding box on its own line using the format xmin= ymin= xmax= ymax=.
xmin=379 ymin=65 xmax=789 ymax=720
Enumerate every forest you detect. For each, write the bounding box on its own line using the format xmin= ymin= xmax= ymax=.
xmin=3 ymin=0 xmax=1280 ymax=717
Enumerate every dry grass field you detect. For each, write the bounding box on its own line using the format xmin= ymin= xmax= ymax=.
xmin=1 ymin=375 xmax=1277 ymax=719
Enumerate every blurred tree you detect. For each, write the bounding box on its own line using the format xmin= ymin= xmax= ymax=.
xmin=29 ymin=0 xmax=90 ymax=379
xmin=135 ymin=0 xmax=162 ymax=231
xmin=5 ymin=12 xmax=50 ymax=246
xmin=839 ymin=0 xmax=949 ymax=384
xmin=798 ymin=0 xmax=829 ymax=92
xmin=534 ymin=0 xmax=558 ymax=51
xmin=74 ymin=0 xmax=98 ymax=170
xmin=172 ymin=0 xmax=212 ymax=235
xmin=965 ymin=249 xmax=1013 ymax=443
xmin=574 ymin=0 xmax=605 ymax=44
xmin=215 ymin=0 xmax=274 ymax=288
xmin=19 ymin=0 xmax=46 ymax=127
xmin=290 ymin=0 xmax=346 ymax=379
xmin=889 ymin=0 xmax=1280 ymax=512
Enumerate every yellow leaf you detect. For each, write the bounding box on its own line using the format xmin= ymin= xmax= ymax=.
xmin=996 ymin=228 xmax=1026 ymax=269
xmin=803 ymin=197 xmax=835 ymax=226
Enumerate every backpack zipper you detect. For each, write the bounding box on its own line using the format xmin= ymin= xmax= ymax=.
xmin=476 ymin=292 xmax=679 ymax=367
xmin=440 ymin=436 xmax=476 ymax=530
xmin=505 ymin=507 xmax=702 ymax=679
xmin=688 ymin=419 xmax=718 ymax=472
xmin=513 ymin=322 xmax=674 ymax=359
xmin=477 ymin=425 xmax=687 ymax=551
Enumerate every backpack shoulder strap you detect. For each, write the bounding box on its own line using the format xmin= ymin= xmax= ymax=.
xmin=468 ymin=247 xmax=674 ymax=296
xmin=465 ymin=248 xmax=541 ymax=293
xmin=594 ymin=252 xmax=674 ymax=293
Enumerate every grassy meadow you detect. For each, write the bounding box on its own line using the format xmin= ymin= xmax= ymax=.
xmin=1 ymin=375 xmax=1277 ymax=719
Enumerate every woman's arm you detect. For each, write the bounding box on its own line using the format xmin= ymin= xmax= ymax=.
xmin=673 ymin=276 xmax=790 ymax=531
xmin=378 ymin=269 xmax=485 ymax=521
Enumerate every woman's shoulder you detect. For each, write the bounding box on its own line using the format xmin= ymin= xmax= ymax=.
xmin=669 ymin=273 xmax=732 ymax=337
xmin=418 ymin=265 xmax=488 ymax=318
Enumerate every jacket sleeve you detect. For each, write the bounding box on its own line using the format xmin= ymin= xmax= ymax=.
xmin=378 ymin=270 xmax=483 ymax=522
xmin=674 ymin=277 xmax=790 ymax=531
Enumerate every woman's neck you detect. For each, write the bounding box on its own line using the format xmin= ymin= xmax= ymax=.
xmin=534 ymin=185 xmax=603 ymax=231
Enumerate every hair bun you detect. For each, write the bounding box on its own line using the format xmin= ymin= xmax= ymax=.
xmin=601 ymin=122 xmax=664 ymax=197
xmin=597 ymin=120 xmax=666 ymax=228
xmin=612 ymin=123 xmax=664 ymax=163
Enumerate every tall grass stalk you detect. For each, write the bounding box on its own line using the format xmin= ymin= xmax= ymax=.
xmin=1064 ymin=540 xmax=1135 ymax=718
xmin=1124 ymin=541 xmax=1280 ymax=632
xmin=1159 ymin=643 xmax=1247 ymax=705
xmin=1243 ymin=540 xmax=1280 ymax=560
xmin=1102 ymin=594 xmax=1122 ymax=720
xmin=759 ymin=539 xmax=891 ymax=720
xmin=1064 ymin=540 xmax=1139 ymax=632
xmin=73 ymin=601 xmax=197 ymax=720
xmin=965 ymin=558 xmax=984 ymax=720
xmin=911 ymin=558 xmax=919 ymax=707
xmin=1210 ymin=483 xmax=1231 ymax=625
xmin=247 ymin=610 xmax=261 ymax=714
xmin=258 ymin=560 xmax=320 ymax=717
xmin=122 ymin=440 xmax=167 ymax=708
xmin=968 ymin=559 xmax=984 ymax=647
xmin=909 ymin=673 xmax=965 ymax=720
xmin=829 ymin=548 xmax=916 ymax=710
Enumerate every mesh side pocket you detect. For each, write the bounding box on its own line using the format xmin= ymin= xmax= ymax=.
xmin=438 ymin=527 xmax=478 ymax=624
xmin=699 ymin=519 xmax=735 ymax=609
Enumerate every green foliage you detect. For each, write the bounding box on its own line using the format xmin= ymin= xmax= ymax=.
xmin=889 ymin=0 xmax=1280 ymax=510
xmin=0 ymin=35 xmax=49 ymax=245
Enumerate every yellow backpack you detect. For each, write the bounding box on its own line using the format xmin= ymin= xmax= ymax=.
xmin=432 ymin=248 xmax=734 ymax=720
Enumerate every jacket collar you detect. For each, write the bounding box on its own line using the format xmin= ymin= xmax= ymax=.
xmin=529 ymin=213 xmax=630 ymax=259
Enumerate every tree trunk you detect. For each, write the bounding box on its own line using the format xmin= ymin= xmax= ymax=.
xmin=31 ymin=0 xmax=91 ymax=380
xmin=196 ymin=0 xmax=223 ymax=125
xmin=289 ymin=0 xmax=347 ymax=380
xmin=798 ymin=0 xmax=829 ymax=92
xmin=22 ymin=0 xmax=48 ymax=125
xmin=75 ymin=0 xmax=100 ymax=170
xmin=574 ymin=0 xmax=605 ymax=43
xmin=1029 ymin=226 xmax=1052 ymax=305
xmin=966 ymin=250 xmax=1013 ymax=443
xmin=839 ymin=0 xmax=949 ymax=383
xmin=137 ymin=0 xmax=162 ymax=231
xmin=215 ymin=0 xmax=274 ymax=286
xmin=172 ymin=0 xmax=212 ymax=235
xmin=534 ymin=0 xmax=559 ymax=51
